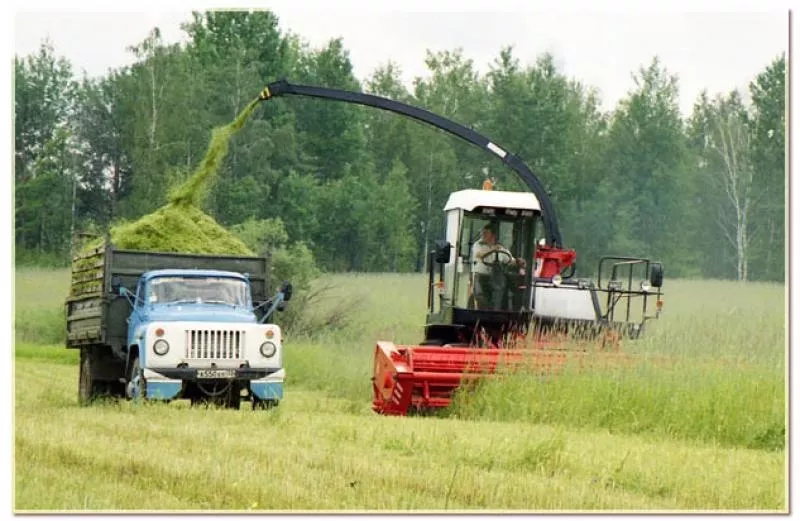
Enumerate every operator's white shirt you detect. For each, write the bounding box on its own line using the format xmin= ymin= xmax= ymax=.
xmin=471 ymin=241 xmax=513 ymax=275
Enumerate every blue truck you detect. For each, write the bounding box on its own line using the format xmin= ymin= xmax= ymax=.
xmin=65 ymin=241 xmax=292 ymax=410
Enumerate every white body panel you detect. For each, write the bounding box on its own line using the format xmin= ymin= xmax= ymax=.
xmin=143 ymin=321 xmax=282 ymax=370
xmin=444 ymin=189 xmax=541 ymax=212
xmin=534 ymin=285 xmax=599 ymax=321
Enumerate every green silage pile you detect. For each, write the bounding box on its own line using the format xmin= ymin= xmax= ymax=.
xmin=92 ymin=98 xmax=263 ymax=256
xmin=108 ymin=204 xmax=252 ymax=255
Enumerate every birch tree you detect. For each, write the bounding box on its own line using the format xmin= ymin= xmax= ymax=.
xmin=696 ymin=92 xmax=754 ymax=281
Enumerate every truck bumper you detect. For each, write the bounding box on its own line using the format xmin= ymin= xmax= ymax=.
xmin=146 ymin=381 xmax=183 ymax=400
xmin=249 ymin=369 xmax=285 ymax=400
xmin=145 ymin=366 xmax=281 ymax=381
xmin=142 ymin=367 xmax=284 ymax=401
xmin=142 ymin=368 xmax=183 ymax=400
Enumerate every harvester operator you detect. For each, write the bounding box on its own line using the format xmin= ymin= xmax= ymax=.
xmin=471 ymin=224 xmax=516 ymax=310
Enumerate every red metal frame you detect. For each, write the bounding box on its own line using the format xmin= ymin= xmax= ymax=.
xmin=535 ymin=245 xmax=577 ymax=279
xmin=371 ymin=340 xmax=636 ymax=416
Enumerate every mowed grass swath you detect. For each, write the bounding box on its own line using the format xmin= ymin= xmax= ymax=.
xmin=13 ymin=268 xmax=787 ymax=511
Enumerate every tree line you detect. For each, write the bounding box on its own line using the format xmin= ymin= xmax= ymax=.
xmin=14 ymin=10 xmax=786 ymax=282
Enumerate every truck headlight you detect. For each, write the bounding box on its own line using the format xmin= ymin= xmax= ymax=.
xmin=153 ymin=339 xmax=170 ymax=356
xmin=260 ymin=341 xmax=277 ymax=358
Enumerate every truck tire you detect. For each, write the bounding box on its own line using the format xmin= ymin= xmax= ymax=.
xmin=126 ymin=357 xmax=146 ymax=400
xmin=253 ymin=397 xmax=278 ymax=410
xmin=225 ymin=383 xmax=241 ymax=410
xmin=78 ymin=347 xmax=100 ymax=405
xmin=79 ymin=346 xmax=127 ymax=404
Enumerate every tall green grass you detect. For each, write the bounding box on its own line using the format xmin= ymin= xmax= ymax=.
xmin=15 ymin=269 xmax=786 ymax=452
xmin=14 ymin=268 xmax=70 ymax=345
xmin=285 ymin=274 xmax=786 ymax=451
xmin=448 ymin=361 xmax=785 ymax=451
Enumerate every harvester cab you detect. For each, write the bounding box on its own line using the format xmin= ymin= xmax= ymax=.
xmin=423 ymin=182 xmax=664 ymax=350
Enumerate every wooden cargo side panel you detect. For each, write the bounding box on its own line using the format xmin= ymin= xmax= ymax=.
xmin=66 ymin=244 xmax=107 ymax=348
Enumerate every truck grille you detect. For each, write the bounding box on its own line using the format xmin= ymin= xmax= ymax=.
xmin=185 ymin=330 xmax=245 ymax=359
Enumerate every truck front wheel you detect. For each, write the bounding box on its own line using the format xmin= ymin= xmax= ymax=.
xmin=224 ymin=383 xmax=241 ymax=410
xmin=252 ymin=397 xmax=279 ymax=410
xmin=126 ymin=357 xmax=146 ymax=400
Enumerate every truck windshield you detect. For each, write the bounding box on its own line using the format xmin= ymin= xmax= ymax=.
xmin=148 ymin=277 xmax=249 ymax=307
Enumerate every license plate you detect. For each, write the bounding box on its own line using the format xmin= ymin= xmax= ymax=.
xmin=197 ymin=369 xmax=235 ymax=379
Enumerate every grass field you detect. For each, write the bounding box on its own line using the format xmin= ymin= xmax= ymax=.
xmin=13 ymin=269 xmax=788 ymax=512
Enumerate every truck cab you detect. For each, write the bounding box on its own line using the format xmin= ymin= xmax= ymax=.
xmin=66 ymin=243 xmax=291 ymax=410
xmin=122 ymin=269 xmax=286 ymax=408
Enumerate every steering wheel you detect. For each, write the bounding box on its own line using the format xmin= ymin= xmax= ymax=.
xmin=477 ymin=249 xmax=514 ymax=310
xmin=480 ymin=249 xmax=513 ymax=266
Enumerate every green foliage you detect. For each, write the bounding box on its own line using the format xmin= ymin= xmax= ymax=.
xmin=13 ymin=16 xmax=785 ymax=282
xmin=229 ymin=217 xmax=288 ymax=253
xmin=291 ymin=37 xmax=366 ymax=181
xmin=604 ymin=57 xmax=689 ymax=269
xmin=14 ymin=41 xmax=78 ymax=184
xmin=229 ymin=217 xmax=319 ymax=290
xmin=14 ymin=248 xmax=70 ymax=268
xmin=270 ymin=243 xmax=319 ymax=291
xmin=747 ymin=54 xmax=786 ymax=282
xmin=230 ymin=217 xmax=326 ymax=334
xmin=14 ymin=42 xmax=79 ymax=259
xmin=74 ymin=88 xmax=267 ymax=269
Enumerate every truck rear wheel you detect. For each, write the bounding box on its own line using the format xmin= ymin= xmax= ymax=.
xmin=78 ymin=347 xmax=105 ymax=405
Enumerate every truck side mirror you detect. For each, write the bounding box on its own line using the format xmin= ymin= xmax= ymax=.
xmin=280 ymin=281 xmax=293 ymax=302
xmin=434 ymin=240 xmax=452 ymax=264
xmin=649 ymin=262 xmax=664 ymax=288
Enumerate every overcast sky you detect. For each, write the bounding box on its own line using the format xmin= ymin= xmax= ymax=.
xmin=11 ymin=4 xmax=790 ymax=117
